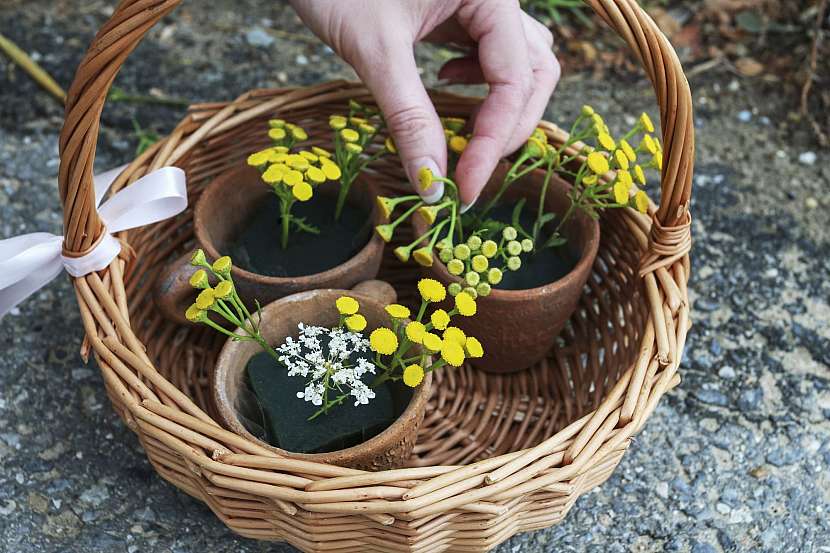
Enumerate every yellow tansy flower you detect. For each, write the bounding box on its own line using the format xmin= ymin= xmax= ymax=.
xmin=640 ymin=113 xmax=655 ymax=133
xmin=393 ymin=246 xmax=411 ymax=263
xmin=375 ymin=224 xmax=394 ymax=242
xmin=292 ymin=181 xmax=313 ymax=201
xmin=525 ymin=136 xmax=547 ymax=158
xmin=329 ymin=116 xmax=347 ymax=130
xmin=247 ymin=149 xmax=273 ymax=167
xmin=449 ymin=135 xmax=468 ymax=154
xmin=598 ymin=132 xmax=616 ymax=151
xmin=583 ymin=174 xmax=599 ymax=186
xmin=440 ymin=339 xmax=466 ymax=367
xmin=340 ymin=128 xmax=360 ymax=143
xmin=291 ymin=127 xmax=308 ymax=141
xmin=214 ymin=280 xmax=233 ymax=300
xmin=587 ymin=152 xmax=610 ymax=175
xmin=268 ymin=127 xmax=286 ymax=141
xmin=634 ymin=190 xmax=650 ymax=213
xmin=195 ymin=288 xmax=216 ymax=310
xmin=634 ymin=164 xmax=647 ymax=185
xmin=405 ymin=321 xmax=426 ymax=343
xmin=336 ymin=296 xmax=360 ymax=315
xmin=641 ymin=134 xmax=658 ymax=155
xmin=653 ymin=152 xmax=663 ymax=171
xmin=212 ymin=256 xmax=232 ymax=276
xmin=312 ymin=146 xmax=332 ymax=158
xmin=464 ymin=336 xmax=484 ymax=358
xmin=268 ymin=119 xmax=286 ymax=129
xmin=418 ymin=166 xmax=435 ymax=191
xmin=189 ymin=269 xmax=209 ymax=289
xmin=282 ymin=169 xmax=303 ymax=187
xmin=345 ymin=143 xmax=363 ymax=155
xmin=413 ymin=247 xmax=434 ymax=267
xmin=620 ymin=139 xmax=637 ymax=162
xmin=385 ymin=304 xmax=411 ymax=319
xmin=430 ymin=309 xmax=450 ymax=330
xmin=422 ymin=332 xmax=443 ymax=352
xmin=614 ymin=149 xmax=630 ymax=170
xmin=376 ymin=196 xmax=395 ymax=220
xmin=443 ymin=326 xmax=466 ymax=346
xmin=299 ymin=150 xmax=318 ymax=162
xmin=306 ymin=166 xmax=326 ymax=184
xmin=262 ymin=164 xmax=286 ymax=184
xmin=370 ymin=327 xmax=398 ymax=355
xmin=614 ymin=182 xmax=630 ymax=204
xmin=416 ymin=205 xmax=442 ymax=226
xmin=287 ymin=154 xmax=310 ymax=171
xmin=402 ymin=364 xmax=424 ymax=387
xmin=321 ymin=160 xmax=342 ymax=181
xmin=345 ymin=314 xmax=367 ymax=332
xmin=185 ymin=304 xmax=205 ymax=323
xmin=454 ymin=291 xmax=477 ymax=316
xmin=418 ymin=278 xmax=446 ymax=303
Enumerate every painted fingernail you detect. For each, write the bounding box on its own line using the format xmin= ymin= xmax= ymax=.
xmin=408 ymin=158 xmax=444 ymax=204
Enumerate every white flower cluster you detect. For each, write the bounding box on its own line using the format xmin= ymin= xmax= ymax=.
xmin=277 ymin=323 xmax=377 ymax=407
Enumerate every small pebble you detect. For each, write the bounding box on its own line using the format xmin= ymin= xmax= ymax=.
xmin=245 ymin=28 xmax=274 ymax=47
xmin=805 ymin=197 xmax=818 ymax=209
xmin=737 ymin=111 xmax=752 ymax=122
xmin=718 ymin=365 xmax=736 ymax=379
xmin=296 ymin=54 xmax=309 ymax=65
xmin=798 ymin=151 xmax=817 ymax=166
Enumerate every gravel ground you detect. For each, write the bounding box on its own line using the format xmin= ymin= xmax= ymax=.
xmin=1 ymin=1 xmax=829 ymax=552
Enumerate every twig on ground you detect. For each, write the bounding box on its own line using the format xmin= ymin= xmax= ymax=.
xmin=109 ymin=86 xmax=190 ymax=108
xmin=0 ymin=31 xmax=66 ymax=104
xmin=800 ymin=0 xmax=828 ymax=146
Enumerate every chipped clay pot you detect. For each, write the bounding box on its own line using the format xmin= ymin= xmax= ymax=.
xmin=212 ymin=280 xmax=432 ymax=471
xmin=156 ymin=163 xmax=385 ymax=324
xmin=413 ymin=164 xmax=600 ymax=373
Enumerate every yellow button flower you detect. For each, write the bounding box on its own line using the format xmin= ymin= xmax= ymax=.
xmin=525 ymin=136 xmax=547 ymax=158
xmin=587 ymin=152 xmax=609 ymax=175
xmin=443 ymin=326 xmax=466 ymax=346
xmin=418 ymin=278 xmax=446 ymax=303
xmin=375 ymin=196 xmax=395 ymax=220
xmin=641 ymin=134 xmax=658 ymax=155
xmin=620 ymin=139 xmax=637 ymax=162
xmin=422 ymin=332 xmax=443 ymax=352
xmin=195 ymin=288 xmax=216 ymax=310
xmin=440 ymin=339 xmax=466 ymax=367
xmin=312 ymin=146 xmax=332 ymax=158
xmin=185 ymin=304 xmax=205 ymax=323
xmin=583 ymin=174 xmax=599 ymax=186
xmin=393 ymin=246 xmax=411 ymax=263
xmin=214 ymin=280 xmax=234 ymax=300
xmin=292 ymin=181 xmax=313 ymax=201
xmin=634 ymin=164 xmax=647 ymax=185
xmin=247 ymin=148 xmax=273 ymax=167
xmin=614 ymin=149 xmax=630 ymax=170
xmin=640 ymin=113 xmax=655 ymax=133
xmin=370 ymin=327 xmax=398 ymax=355
xmin=375 ymin=224 xmax=394 ymax=243
xmin=430 ymin=309 xmax=450 ymax=330
xmin=465 ymin=336 xmax=484 ymax=358
xmin=345 ymin=143 xmax=363 ymax=155
xmin=291 ymin=126 xmax=308 ymax=141
xmin=268 ymin=127 xmax=286 ymax=142
xmin=449 ymin=135 xmax=468 ymax=154
xmin=418 ymin=166 xmax=434 ymax=191
xmin=282 ymin=169 xmax=303 ymax=187
xmin=262 ymin=163 xmax=286 ymax=184
xmin=329 ymin=115 xmax=347 ymax=130
xmin=652 ymin=152 xmax=663 ymax=171
xmin=268 ymin=119 xmax=286 ymax=129
xmin=454 ymin=291 xmax=477 ymax=317
xmin=345 ymin=314 xmax=367 ymax=332
xmin=413 ymin=247 xmax=434 ymax=267
xmin=287 ymin=154 xmax=310 ymax=171
xmin=614 ymin=181 xmax=630 ymax=204
xmin=321 ymin=160 xmax=342 ymax=181
xmin=336 ymin=296 xmax=360 ymax=315
xmin=618 ymin=170 xmax=634 ymax=189
xmin=598 ymin=132 xmax=616 ymax=151
xmin=189 ymin=269 xmax=209 ymax=289
xmin=306 ymin=166 xmax=326 ymax=184
xmin=402 ymin=364 xmax=425 ymax=387
xmin=359 ymin=123 xmax=377 ymax=135
xmin=634 ymin=190 xmax=650 ymax=213
xmin=385 ymin=136 xmax=397 ymax=154
xmin=385 ymin=304 xmax=411 ymax=319
xmin=405 ymin=321 xmax=426 ymax=343
xmin=340 ymin=128 xmax=360 ymax=143
xmin=299 ymin=150 xmax=318 ymax=162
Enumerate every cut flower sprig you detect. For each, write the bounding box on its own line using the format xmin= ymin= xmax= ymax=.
xmin=185 ymin=252 xmax=483 ymax=420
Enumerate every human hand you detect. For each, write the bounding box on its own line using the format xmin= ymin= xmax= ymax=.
xmin=289 ymin=0 xmax=561 ymax=209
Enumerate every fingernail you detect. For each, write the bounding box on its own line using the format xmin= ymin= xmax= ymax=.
xmin=460 ymin=197 xmax=477 ymax=214
xmin=408 ymin=158 xmax=444 ymax=204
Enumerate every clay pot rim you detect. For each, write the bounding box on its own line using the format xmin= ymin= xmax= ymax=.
xmin=214 ymin=288 xmax=433 ymax=463
xmin=413 ymin=170 xmax=601 ymax=302
xmin=194 ymin=164 xmax=384 ymax=285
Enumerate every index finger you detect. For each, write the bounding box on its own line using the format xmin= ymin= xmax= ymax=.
xmin=454 ymin=0 xmax=534 ymax=208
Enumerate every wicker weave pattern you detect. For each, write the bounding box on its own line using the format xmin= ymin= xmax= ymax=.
xmin=55 ymin=1 xmax=693 ymax=551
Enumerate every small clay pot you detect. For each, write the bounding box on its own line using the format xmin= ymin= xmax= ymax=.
xmin=213 ymin=280 xmax=432 ymax=471
xmin=413 ymin=164 xmax=600 ymax=373
xmin=156 ymin=163 xmax=385 ymax=324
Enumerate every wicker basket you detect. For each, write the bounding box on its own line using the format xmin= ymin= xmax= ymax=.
xmin=58 ymin=0 xmax=693 ymax=551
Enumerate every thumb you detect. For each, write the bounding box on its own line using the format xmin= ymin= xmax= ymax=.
xmin=356 ymin=41 xmax=446 ymax=203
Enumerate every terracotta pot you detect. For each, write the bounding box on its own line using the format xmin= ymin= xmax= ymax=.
xmin=156 ymin=163 xmax=385 ymax=324
xmin=413 ymin=164 xmax=600 ymax=373
xmin=213 ymin=280 xmax=432 ymax=471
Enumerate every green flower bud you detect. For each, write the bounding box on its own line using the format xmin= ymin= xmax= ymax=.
xmin=476 ymin=282 xmax=492 ymax=297
xmin=471 ymin=255 xmax=488 ymax=273
xmin=436 ymin=238 xmax=452 ymax=251
xmin=521 ymin=238 xmax=534 ymax=253
xmin=507 ymin=240 xmax=522 ymax=256
xmin=502 ymin=226 xmax=518 ymax=241
xmin=453 ymin=243 xmax=471 ymax=261
xmin=481 ymin=240 xmax=498 ymax=258
xmin=448 ymin=282 xmax=463 ymax=297
xmin=463 ymin=286 xmax=478 ymax=300
xmin=447 ymin=259 xmax=465 ymax=276
xmin=190 ymin=249 xmax=207 ymax=267
xmin=507 ymin=256 xmax=522 ymax=271
xmin=487 ymin=268 xmax=503 ymax=285
xmin=439 ymin=248 xmax=454 ymax=263
xmin=466 ymin=235 xmax=482 ymax=250
xmin=465 ymin=271 xmax=480 ymax=287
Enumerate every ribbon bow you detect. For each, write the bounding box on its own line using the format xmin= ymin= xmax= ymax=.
xmin=0 ymin=166 xmax=188 ymax=319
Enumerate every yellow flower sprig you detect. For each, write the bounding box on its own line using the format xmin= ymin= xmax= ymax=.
xmin=247 ymin=119 xmax=341 ymax=249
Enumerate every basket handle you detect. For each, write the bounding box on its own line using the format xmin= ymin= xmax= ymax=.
xmin=58 ymin=0 xmax=693 ymax=255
